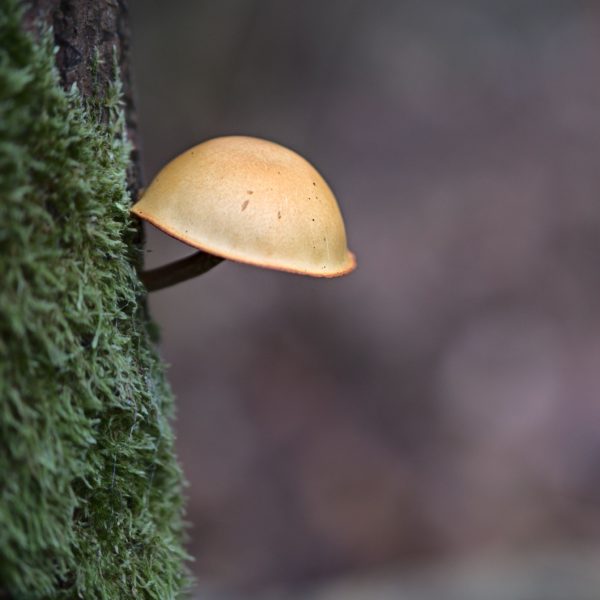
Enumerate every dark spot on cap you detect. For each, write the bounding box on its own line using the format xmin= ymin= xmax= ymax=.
xmin=247 ymin=190 xmax=254 ymax=195
xmin=312 ymin=182 xmax=316 ymax=186
xmin=277 ymin=211 xmax=281 ymax=219
xmin=241 ymin=200 xmax=250 ymax=211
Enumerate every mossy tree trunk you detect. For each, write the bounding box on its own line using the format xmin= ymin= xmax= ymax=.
xmin=0 ymin=1 xmax=188 ymax=597
xmin=22 ymin=0 xmax=141 ymax=191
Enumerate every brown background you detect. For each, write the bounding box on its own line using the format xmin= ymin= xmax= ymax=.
xmin=129 ymin=1 xmax=600 ymax=597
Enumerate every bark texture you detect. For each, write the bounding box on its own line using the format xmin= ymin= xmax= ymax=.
xmin=23 ymin=0 xmax=141 ymax=191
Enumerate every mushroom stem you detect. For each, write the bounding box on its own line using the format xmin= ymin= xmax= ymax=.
xmin=141 ymin=251 xmax=223 ymax=292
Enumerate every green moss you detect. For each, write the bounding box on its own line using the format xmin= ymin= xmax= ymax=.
xmin=0 ymin=1 xmax=189 ymax=597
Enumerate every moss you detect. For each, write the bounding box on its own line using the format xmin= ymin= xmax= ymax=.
xmin=0 ymin=1 xmax=189 ymax=597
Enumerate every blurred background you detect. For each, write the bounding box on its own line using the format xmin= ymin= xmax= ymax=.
xmin=130 ymin=1 xmax=600 ymax=598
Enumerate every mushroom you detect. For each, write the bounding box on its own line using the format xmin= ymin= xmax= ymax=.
xmin=132 ymin=136 xmax=356 ymax=291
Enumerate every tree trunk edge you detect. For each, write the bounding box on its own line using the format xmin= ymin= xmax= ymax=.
xmin=22 ymin=0 xmax=142 ymax=194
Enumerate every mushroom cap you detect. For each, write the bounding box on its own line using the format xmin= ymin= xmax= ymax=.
xmin=131 ymin=136 xmax=356 ymax=277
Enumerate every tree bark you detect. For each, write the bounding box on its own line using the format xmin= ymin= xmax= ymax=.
xmin=22 ymin=0 xmax=141 ymax=193
xmin=0 ymin=2 xmax=171 ymax=598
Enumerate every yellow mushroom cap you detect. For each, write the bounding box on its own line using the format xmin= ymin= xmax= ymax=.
xmin=131 ymin=136 xmax=356 ymax=277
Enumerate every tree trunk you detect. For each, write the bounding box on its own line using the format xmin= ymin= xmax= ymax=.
xmin=0 ymin=1 xmax=188 ymax=597
xmin=22 ymin=0 xmax=141 ymax=193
